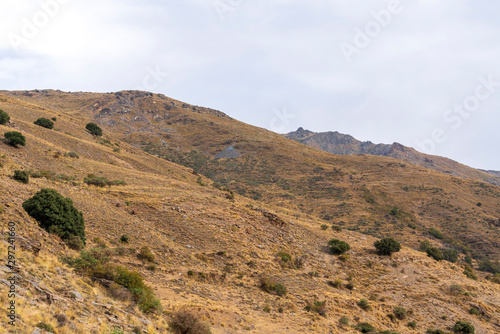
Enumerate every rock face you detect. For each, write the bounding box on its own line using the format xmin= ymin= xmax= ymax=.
xmin=285 ymin=128 xmax=500 ymax=185
xmin=214 ymin=145 xmax=241 ymax=159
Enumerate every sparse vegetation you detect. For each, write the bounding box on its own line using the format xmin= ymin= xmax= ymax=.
xmin=355 ymin=322 xmax=375 ymax=333
xmin=137 ymin=246 xmax=155 ymax=263
xmin=84 ymin=174 xmax=126 ymax=187
xmin=34 ymin=117 xmax=54 ymax=129
xmin=4 ymin=131 xmax=26 ymax=147
xmin=393 ymin=306 xmax=407 ymax=320
xmin=86 ymin=122 xmax=103 ymax=136
xmin=429 ymin=228 xmax=444 ymax=239
xmin=328 ymin=238 xmax=350 ymax=255
xmin=169 ymin=308 xmax=212 ymax=334
xmin=64 ymin=151 xmax=79 ymax=158
xmin=23 ymin=188 xmax=86 ymax=245
xmin=374 ymin=237 xmax=401 ymax=256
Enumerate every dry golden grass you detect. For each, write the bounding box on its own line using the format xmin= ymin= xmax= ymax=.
xmin=0 ymin=90 xmax=499 ymax=333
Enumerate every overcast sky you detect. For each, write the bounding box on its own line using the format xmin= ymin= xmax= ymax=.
xmin=1 ymin=0 xmax=500 ymax=169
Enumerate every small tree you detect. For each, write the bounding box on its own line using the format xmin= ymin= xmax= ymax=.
xmin=328 ymin=239 xmax=351 ymax=255
xmin=13 ymin=170 xmax=29 ymax=184
xmin=0 ymin=109 xmax=10 ymax=124
xmin=374 ymin=237 xmax=401 ymax=256
xmin=86 ymin=123 xmax=102 ymax=136
xmin=34 ymin=117 xmax=54 ymax=129
xmin=23 ymin=188 xmax=85 ymax=245
xmin=4 ymin=131 xmax=26 ymax=147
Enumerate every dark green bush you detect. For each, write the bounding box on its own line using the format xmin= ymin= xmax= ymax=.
xmin=86 ymin=122 xmax=102 ymax=136
xmin=4 ymin=131 xmax=26 ymax=147
xmin=426 ymin=247 xmax=444 ymax=261
xmin=36 ymin=322 xmax=55 ymax=332
xmin=34 ymin=117 xmax=54 ymax=129
xmin=374 ymin=237 xmax=401 ymax=256
xmin=119 ymin=235 xmax=129 ymax=243
xmin=331 ymin=225 xmax=342 ymax=232
xmin=394 ymin=306 xmax=407 ymax=320
xmin=453 ymin=321 xmax=474 ymax=334
xmin=408 ymin=321 xmax=417 ymax=329
xmin=442 ymin=248 xmax=458 ymax=263
xmin=419 ymin=239 xmax=432 ymax=252
xmin=169 ymin=309 xmax=212 ymax=334
xmin=13 ymin=170 xmax=29 ymax=184
xmin=478 ymin=259 xmax=500 ymax=274
xmin=357 ymin=299 xmax=371 ymax=310
xmin=427 ymin=329 xmax=449 ymax=334
xmin=355 ymin=322 xmax=375 ymax=333
xmin=328 ymin=239 xmax=350 ymax=255
xmin=23 ymin=188 xmax=85 ymax=245
xmin=429 ymin=228 xmax=444 ymax=239
xmin=390 ymin=207 xmax=399 ymax=215
xmin=0 ymin=109 xmax=10 ymax=124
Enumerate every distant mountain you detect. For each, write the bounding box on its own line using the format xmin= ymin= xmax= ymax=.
xmin=285 ymin=127 xmax=500 ymax=186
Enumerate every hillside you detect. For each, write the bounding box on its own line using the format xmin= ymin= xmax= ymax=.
xmin=284 ymin=127 xmax=500 ymax=186
xmin=0 ymin=89 xmax=499 ymax=333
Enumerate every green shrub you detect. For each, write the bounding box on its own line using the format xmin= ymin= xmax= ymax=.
xmin=4 ymin=131 xmax=26 ymax=147
xmin=137 ymin=246 xmax=155 ymax=263
xmin=169 ymin=309 xmax=212 ymax=334
xmin=442 ymin=248 xmax=458 ymax=263
xmin=449 ymin=284 xmax=465 ymax=296
xmin=464 ymin=255 xmax=472 ymax=265
xmin=64 ymin=151 xmax=79 ymax=158
xmin=34 ymin=117 xmax=54 ymax=129
xmin=394 ymin=306 xmax=407 ymax=320
xmin=339 ymin=316 xmax=349 ymax=326
xmin=259 ymin=276 xmax=287 ymax=296
xmin=374 ymin=237 xmax=401 ymax=256
xmin=429 ymin=228 xmax=444 ymax=239
xmin=453 ymin=321 xmax=474 ymax=334
xmin=478 ymin=259 xmax=500 ymax=274
xmin=84 ymin=174 xmax=126 ymax=187
xmin=328 ymin=279 xmax=343 ymax=288
xmin=304 ymin=301 xmax=327 ymax=316
xmin=320 ymin=224 xmax=328 ymax=230
xmin=491 ymin=273 xmax=500 ymax=284
xmin=419 ymin=240 xmax=432 ymax=252
xmin=357 ymin=299 xmax=371 ymax=310
xmin=0 ymin=109 xmax=10 ymax=124
xmin=426 ymin=329 xmax=449 ymax=334
xmin=426 ymin=247 xmax=444 ymax=261
xmin=331 ymin=225 xmax=342 ymax=232
xmin=408 ymin=321 xmax=417 ymax=329
xmin=328 ymin=239 xmax=350 ymax=255
xmin=86 ymin=122 xmax=102 ymax=136
xmin=66 ymin=235 xmax=84 ymax=250
xmin=390 ymin=207 xmax=399 ymax=215
xmin=13 ymin=170 xmax=29 ymax=184
xmin=23 ymin=188 xmax=85 ymax=245
xmin=119 ymin=235 xmax=129 ymax=243
xmin=355 ymin=322 xmax=375 ymax=333
xmin=36 ymin=322 xmax=55 ymax=332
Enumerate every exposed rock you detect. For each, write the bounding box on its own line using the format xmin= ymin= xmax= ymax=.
xmin=215 ymin=145 xmax=241 ymax=159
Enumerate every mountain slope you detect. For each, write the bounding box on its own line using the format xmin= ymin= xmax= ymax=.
xmin=0 ymin=90 xmax=499 ymax=333
xmin=285 ymin=127 xmax=500 ymax=186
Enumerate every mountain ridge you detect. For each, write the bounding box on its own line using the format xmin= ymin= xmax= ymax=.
xmin=285 ymin=127 xmax=500 ymax=186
